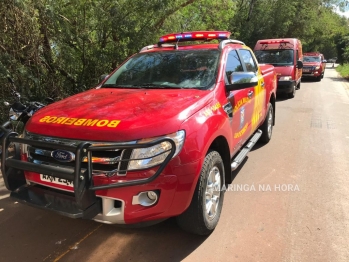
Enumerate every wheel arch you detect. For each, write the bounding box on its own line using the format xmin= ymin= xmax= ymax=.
xmin=208 ymin=135 xmax=232 ymax=185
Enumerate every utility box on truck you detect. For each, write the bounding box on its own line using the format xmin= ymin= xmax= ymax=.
xmin=1 ymin=31 xmax=277 ymax=235
xmin=254 ymin=38 xmax=303 ymax=98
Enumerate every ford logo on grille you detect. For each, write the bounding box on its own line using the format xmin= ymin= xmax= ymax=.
xmin=51 ymin=150 xmax=75 ymax=162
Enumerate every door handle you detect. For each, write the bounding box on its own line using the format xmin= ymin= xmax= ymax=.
xmin=247 ymin=91 xmax=254 ymax=98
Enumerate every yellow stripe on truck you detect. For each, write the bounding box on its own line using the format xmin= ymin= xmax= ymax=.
xmin=39 ymin=116 xmax=121 ymax=128
xmin=251 ymin=76 xmax=265 ymax=132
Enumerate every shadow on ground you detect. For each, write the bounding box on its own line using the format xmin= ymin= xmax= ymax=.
xmin=0 ymin=174 xmax=208 ymax=262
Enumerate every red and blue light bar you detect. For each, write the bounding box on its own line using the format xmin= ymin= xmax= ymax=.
xmin=159 ymin=31 xmax=231 ymax=44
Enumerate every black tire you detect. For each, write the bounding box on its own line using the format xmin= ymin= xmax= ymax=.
xmin=316 ymin=76 xmax=321 ymax=82
xmin=288 ymin=85 xmax=296 ymax=98
xmin=296 ymin=82 xmax=300 ymax=90
xmin=259 ymin=103 xmax=274 ymax=143
xmin=176 ymin=150 xmax=225 ymax=235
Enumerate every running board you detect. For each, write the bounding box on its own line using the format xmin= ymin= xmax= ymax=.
xmin=231 ymin=129 xmax=262 ymax=171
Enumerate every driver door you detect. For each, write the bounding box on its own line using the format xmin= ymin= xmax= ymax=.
xmin=225 ymin=49 xmax=255 ymax=149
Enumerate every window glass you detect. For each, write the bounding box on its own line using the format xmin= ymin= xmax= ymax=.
xmin=102 ymin=49 xmax=220 ymax=90
xmin=239 ymin=49 xmax=258 ymax=72
xmin=255 ymin=49 xmax=294 ymax=66
xmin=303 ymin=56 xmax=321 ymax=62
xmin=225 ymin=50 xmax=243 ymax=84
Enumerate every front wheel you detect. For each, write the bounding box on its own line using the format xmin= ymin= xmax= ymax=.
xmin=296 ymin=82 xmax=301 ymax=90
xmin=176 ymin=150 xmax=225 ymax=235
xmin=288 ymin=85 xmax=296 ymax=98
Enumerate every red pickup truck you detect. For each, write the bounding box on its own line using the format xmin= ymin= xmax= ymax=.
xmin=1 ymin=31 xmax=276 ymax=235
xmin=302 ymin=52 xmax=326 ymax=81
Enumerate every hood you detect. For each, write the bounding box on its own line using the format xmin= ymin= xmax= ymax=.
xmin=273 ymin=66 xmax=294 ymax=78
xmin=303 ymin=62 xmax=321 ymax=67
xmin=26 ymin=88 xmax=212 ymax=141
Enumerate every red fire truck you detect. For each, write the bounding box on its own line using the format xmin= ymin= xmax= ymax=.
xmin=1 ymin=31 xmax=277 ymax=235
xmin=254 ymin=38 xmax=303 ymax=98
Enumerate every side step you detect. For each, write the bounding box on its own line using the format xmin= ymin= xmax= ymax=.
xmin=231 ymin=129 xmax=262 ymax=171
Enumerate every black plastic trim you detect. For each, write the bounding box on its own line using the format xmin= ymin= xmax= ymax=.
xmin=11 ymin=184 xmax=101 ymax=219
xmin=1 ymin=128 xmax=176 ymax=194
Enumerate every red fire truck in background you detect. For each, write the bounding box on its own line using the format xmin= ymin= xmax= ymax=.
xmin=254 ymin=38 xmax=303 ymax=98
xmin=302 ymin=52 xmax=327 ymax=81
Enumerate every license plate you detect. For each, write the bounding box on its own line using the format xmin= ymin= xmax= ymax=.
xmin=303 ymin=69 xmax=310 ymax=72
xmin=40 ymin=174 xmax=74 ymax=187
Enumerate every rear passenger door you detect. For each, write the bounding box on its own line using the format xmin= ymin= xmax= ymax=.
xmin=225 ymin=49 xmax=255 ymax=148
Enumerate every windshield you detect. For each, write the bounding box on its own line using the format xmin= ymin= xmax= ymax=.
xmin=303 ymin=56 xmax=321 ymax=62
xmin=254 ymin=49 xmax=294 ymax=66
xmin=102 ymin=49 xmax=220 ymax=90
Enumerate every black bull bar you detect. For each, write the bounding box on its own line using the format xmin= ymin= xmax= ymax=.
xmin=0 ymin=125 xmax=176 ymax=219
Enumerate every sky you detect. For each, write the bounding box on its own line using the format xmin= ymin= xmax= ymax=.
xmin=336 ymin=6 xmax=349 ymax=17
xmin=337 ymin=10 xmax=349 ymax=17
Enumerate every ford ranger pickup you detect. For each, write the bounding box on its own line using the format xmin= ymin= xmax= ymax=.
xmin=1 ymin=31 xmax=277 ymax=235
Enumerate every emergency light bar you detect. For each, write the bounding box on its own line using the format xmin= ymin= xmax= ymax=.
xmin=159 ymin=31 xmax=231 ymax=44
xmin=304 ymin=52 xmax=321 ymax=56
xmin=260 ymin=40 xmax=290 ymax=44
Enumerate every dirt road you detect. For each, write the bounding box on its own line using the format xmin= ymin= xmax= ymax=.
xmin=1 ymin=65 xmax=349 ymax=262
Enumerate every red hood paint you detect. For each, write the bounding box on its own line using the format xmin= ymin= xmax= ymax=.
xmin=26 ymin=88 xmax=212 ymax=141
xmin=303 ymin=62 xmax=321 ymax=66
xmin=273 ymin=66 xmax=294 ymax=78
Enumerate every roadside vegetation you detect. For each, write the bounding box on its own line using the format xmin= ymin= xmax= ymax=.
xmin=1 ymin=0 xmax=349 ymax=122
xmin=336 ymin=64 xmax=349 ymax=79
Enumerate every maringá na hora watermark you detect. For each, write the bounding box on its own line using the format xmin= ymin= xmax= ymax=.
xmin=221 ymin=184 xmax=300 ymax=192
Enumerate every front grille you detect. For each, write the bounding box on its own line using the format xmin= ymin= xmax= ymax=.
xmin=25 ymin=133 xmax=134 ymax=176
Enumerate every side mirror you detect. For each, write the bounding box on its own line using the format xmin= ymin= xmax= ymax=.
xmin=99 ymin=74 xmax=109 ymax=83
xmin=297 ymin=60 xmax=303 ymax=69
xmin=226 ymin=72 xmax=258 ymax=91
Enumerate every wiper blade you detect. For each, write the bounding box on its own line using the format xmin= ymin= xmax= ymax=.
xmin=101 ymin=84 xmax=142 ymax=88
xmin=132 ymin=83 xmax=158 ymax=87
xmin=132 ymin=83 xmax=185 ymax=89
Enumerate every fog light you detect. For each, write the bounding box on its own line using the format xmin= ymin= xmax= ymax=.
xmin=147 ymin=191 xmax=157 ymax=200
xmin=132 ymin=190 xmax=159 ymax=206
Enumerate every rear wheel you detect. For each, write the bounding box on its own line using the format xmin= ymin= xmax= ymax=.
xmin=176 ymin=150 xmax=225 ymax=235
xmin=259 ymin=103 xmax=274 ymax=143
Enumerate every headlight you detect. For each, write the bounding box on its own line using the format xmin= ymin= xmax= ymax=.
xmin=128 ymin=130 xmax=185 ymax=170
xmin=315 ymin=66 xmax=320 ymax=70
xmin=279 ymin=76 xmax=292 ymax=81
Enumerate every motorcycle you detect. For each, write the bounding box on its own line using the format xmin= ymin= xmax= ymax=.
xmin=0 ymin=77 xmax=53 ymax=156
